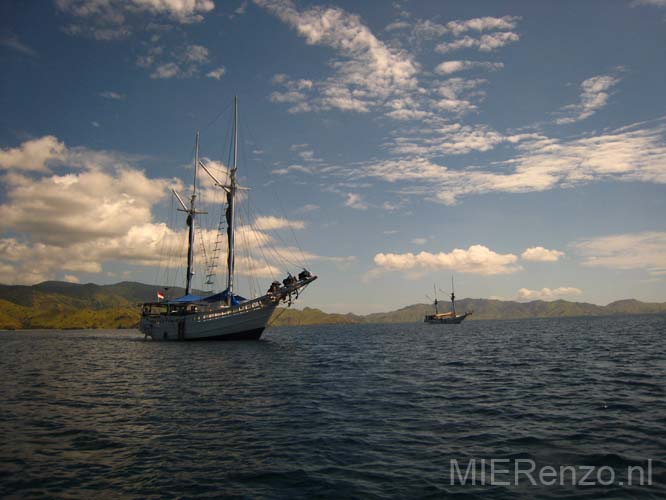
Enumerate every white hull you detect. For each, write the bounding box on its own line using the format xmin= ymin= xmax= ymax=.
xmin=140 ymin=300 xmax=277 ymax=341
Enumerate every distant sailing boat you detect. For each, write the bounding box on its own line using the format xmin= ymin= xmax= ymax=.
xmin=139 ymin=97 xmax=316 ymax=340
xmin=424 ymin=277 xmax=471 ymax=324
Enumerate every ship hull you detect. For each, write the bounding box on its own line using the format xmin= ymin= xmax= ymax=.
xmin=424 ymin=313 xmax=470 ymax=324
xmin=140 ymin=301 xmax=277 ymax=341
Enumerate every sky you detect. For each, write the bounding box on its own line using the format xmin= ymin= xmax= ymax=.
xmin=1 ymin=0 xmax=665 ymax=314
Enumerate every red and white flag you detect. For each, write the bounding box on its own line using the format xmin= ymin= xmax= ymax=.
xmin=157 ymin=291 xmax=165 ymax=300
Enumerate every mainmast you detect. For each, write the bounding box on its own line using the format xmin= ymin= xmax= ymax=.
xmin=226 ymin=97 xmax=239 ymax=304
xmin=450 ymin=276 xmax=456 ymax=316
xmin=433 ymin=283 xmax=439 ymax=315
xmin=185 ymin=132 xmax=200 ymax=296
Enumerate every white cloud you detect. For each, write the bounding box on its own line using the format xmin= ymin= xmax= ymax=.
xmin=0 ymin=136 xmax=66 ymax=172
xmin=206 ymin=66 xmax=226 ymax=79
xmin=56 ymin=0 xmax=215 ymax=26
xmin=435 ymin=32 xmax=519 ymax=53
xmin=413 ymin=16 xmax=520 ymax=39
xmin=151 ymin=62 xmax=180 ymax=79
xmin=0 ymin=221 xmax=195 ymax=284
xmin=0 ymin=136 xmax=352 ymax=285
xmin=517 ymin=287 xmax=582 ymax=301
xmin=521 ymin=246 xmax=564 ymax=262
xmin=411 ymin=237 xmax=428 ymax=245
xmin=385 ymin=21 xmax=411 ymax=32
xmin=296 ymin=204 xmax=320 ymax=213
xmin=443 ymin=16 xmax=520 ymax=36
xmin=435 ymin=60 xmax=504 ymax=75
xmin=388 ymin=123 xmax=505 ymax=157
xmin=253 ymin=215 xmax=306 ymax=230
xmin=271 ymin=164 xmax=313 ymax=175
xmin=0 ymin=136 xmax=186 ymax=284
xmin=373 ymin=245 xmax=521 ymax=275
xmin=257 ymin=0 xmax=418 ymax=114
xmin=0 ymin=168 xmax=173 ymax=246
xmin=351 ymin=120 xmax=666 ymax=204
xmin=572 ymin=231 xmax=666 ymax=276
xmin=436 ymin=78 xmax=487 ymax=100
xmin=555 ymin=73 xmax=621 ymax=124
xmin=344 ymin=192 xmax=368 ymax=210
xmin=63 ymin=274 xmax=80 ymax=283
xmin=146 ymin=43 xmax=211 ymax=79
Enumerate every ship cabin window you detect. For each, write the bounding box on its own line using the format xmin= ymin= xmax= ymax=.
xmin=143 ymin=304 xmax=167 ymax=316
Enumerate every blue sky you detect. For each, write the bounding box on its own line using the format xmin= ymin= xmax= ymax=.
xmin=1 ymin=0 xmax=665 ymax=313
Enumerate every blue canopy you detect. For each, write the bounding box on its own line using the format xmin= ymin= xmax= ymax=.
xmin=202 ymin=289 xmax=246 ymax=306
xmin=168 ymin=294 xmax=204 ymax=304
xmin=168 ymin=289 xmax=246 ymax=306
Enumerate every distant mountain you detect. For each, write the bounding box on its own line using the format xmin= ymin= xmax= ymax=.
xmin=0 ymin=281 xmax=196 ymax=330
xmin=0 ymin=281 xmax=664 ymax=330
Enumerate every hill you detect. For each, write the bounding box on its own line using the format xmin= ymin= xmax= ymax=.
xmin=0 ymin=281 xmax=664 ymax=330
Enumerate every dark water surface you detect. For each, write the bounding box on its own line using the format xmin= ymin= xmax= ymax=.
xmin=1 ymin=315 xmax=665 ymax=499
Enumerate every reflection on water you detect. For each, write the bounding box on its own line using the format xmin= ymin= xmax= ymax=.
xmin=1 ymin=316 xmax=665 ymax=498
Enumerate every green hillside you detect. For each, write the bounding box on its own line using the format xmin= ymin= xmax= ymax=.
xmin=0 ymin=281 xmax=664 ymax=330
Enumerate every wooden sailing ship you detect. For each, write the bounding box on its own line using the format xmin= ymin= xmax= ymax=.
xmin=139 ymin=98 xmax=316 ymax=340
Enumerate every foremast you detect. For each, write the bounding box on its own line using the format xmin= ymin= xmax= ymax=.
xmin=173 ymin=131 xmax=206 ymax=296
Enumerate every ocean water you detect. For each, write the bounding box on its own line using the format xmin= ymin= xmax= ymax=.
xmin=1 ymin=315 xmax=665 ymax=499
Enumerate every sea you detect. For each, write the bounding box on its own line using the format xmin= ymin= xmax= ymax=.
xmin=1 ymin=315 xmax=665 ymax=499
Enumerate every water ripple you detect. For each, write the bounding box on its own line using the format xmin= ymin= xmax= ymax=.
xmin=1 ymin=315 xmax=665 ymax=498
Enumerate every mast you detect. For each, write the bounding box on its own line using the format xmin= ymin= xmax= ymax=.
xmin=185 ymin=131 xmax=200 ymax=296
xmin=450 ymin=276 xmax=456 ymax=316
xmin=226 ymin=97 xmax=238 ymax=304
xmin=433 ymin=283 xmax=438 ymax=315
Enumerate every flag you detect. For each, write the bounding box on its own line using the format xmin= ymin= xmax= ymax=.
xmin=157 ymin=291 xmax=165 ymax=300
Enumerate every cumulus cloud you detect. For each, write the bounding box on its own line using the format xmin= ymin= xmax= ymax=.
xmin=206 ymin=66 xmax=226 ymax=79
xmin=0 ymin=221 xmax=183 ymax=285
xmin=435 ymin=32 xmax=519 ymax=53
xmin=344 ymin=192 xmax=368 ymax=210
xmin=441 ymin=16 xmax=520 ymax=36
xmin=253 ymin=215 xmax=306 ymax=230
xmin=373 ymin=245 xmax=521 ymax=275
xmin=57 ymin=1 xmax=219 ymax=79
xmin=257 ymin=0 xmax=418 ymax=114
xmin=56 ymin=0 xmax=215 ymax=36
xmin=435 ymin=60 xmax=504 ymax=75
xmin=0 ymin=170 xmax=174 ymax=247
xmin=0 ymin=136 xmax=67 ymax=172
xmin=521 ymin=246 xmax=564 ymax=262
xmin=0 ymin=136 xmax=185 ymax=283
xmin=143 ymin=43 xmax=211 ymax=79
xmin=517 ymin=287 xmax=582 ymax=301
xmin=572 ymin=231 xmax=666 ymax=276
xmin=0 ymin=136 xmax=350 ymax=285
xmin=413 ymin=16 xmax=520 ymax=39
xmin=555 ymin=73 xmax=621 ymax=124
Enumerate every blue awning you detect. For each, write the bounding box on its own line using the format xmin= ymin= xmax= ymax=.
xmin=169 ymin=294 xmax=204 ymax=304
xmin=203 ymin=289 xmax=246 ymax=306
